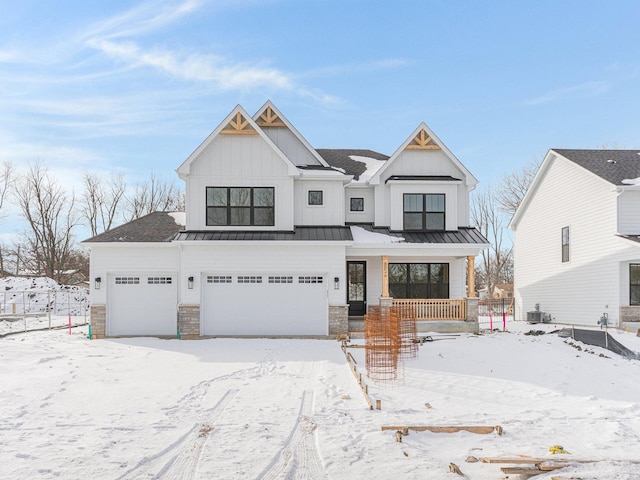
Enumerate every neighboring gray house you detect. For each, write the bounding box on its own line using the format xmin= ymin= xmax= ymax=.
xmin=82 ymin=101 xmax=488 ymax=338
xmin=511 ymin=149 xmax=640 ymax=329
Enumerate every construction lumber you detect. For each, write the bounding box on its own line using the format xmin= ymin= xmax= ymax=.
xmin=449 ymin=463 xmax=464 ymax=475
xmin=501 ymin=466 xmax=543 ymax=475
xmin=381 ymin=425 xmax=502 ymax=435
xmin=479 ymin=457 xmax=548 ymax=464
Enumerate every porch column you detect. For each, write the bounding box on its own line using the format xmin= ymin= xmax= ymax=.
xmin=467 ymin=255 xmax=476 ymax=297
xmin=381 ymin=255 xmax=389 ymax=298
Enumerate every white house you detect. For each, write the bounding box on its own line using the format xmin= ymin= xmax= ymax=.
xmin=83 ymin=101 xmax=488 ymax=338
xmin=511 ymin=149 xmax=640 ymax=329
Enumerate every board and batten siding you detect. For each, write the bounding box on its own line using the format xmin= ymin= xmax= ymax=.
xmin=345 ymin=187 xmax=375 ymax=224
xmin=89 ymin=244 xmax=181 ymax=305
xmin=180 ymin=243 xmax=347 ymax=306
xmin=618 ymin=190 xmax=640 ymax=235
xmin=260 ymin=126 xmax=322 ymax=166
xmin=184 ymin=135 xmax=295 ymax=231
xmin=294 ymin=180 xmax=345 ymax=226
xmin=374 ymin=149 xmax=468 ymax=228
xmin=513 ymin=155 xmax=639 ymax=327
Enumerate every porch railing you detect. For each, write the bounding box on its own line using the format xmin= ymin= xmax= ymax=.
xmin=392 ymin=298 xmax=467 ymax=321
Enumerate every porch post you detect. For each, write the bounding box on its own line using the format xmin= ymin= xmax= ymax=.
xmin=381 ymin=255 xmax=389 ymax=298
xmin=467 ymin=255 xmax=476 ymax=297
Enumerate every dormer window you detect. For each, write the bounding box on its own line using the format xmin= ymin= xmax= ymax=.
xmin=403 ymin=193 xmax=445 ymax=231
xmin=308 ymin=190 xmax=323 ymax=206
xmin=206 ymin=187 xmax=274 ymax=226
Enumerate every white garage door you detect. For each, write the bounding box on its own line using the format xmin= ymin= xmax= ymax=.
xmin=107 ymin=274 xmax=177 ymax=336
xmin=202 ymin=274 xmax=327 ymax=336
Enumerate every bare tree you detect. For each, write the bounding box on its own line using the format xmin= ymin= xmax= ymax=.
xmin=124 ymin=172 xmax=183 ymax=221
xmin=471 ymin=187 xmax=513 ymax=294
xmin=12 ymin=162 xmax=78 ymax=281
xmin=81 ymin=172 xmax=126 ymax=236
xmin=0 ymin=161 xmax=14 ymax=218
xmin=496 ymin=160 xmax=539 ymax=217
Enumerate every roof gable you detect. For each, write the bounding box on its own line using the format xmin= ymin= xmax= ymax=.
xmin=369 ymin=122 xmax=478 ymax=186
xmin=176 ymin=104 xmax=300 ymax=178
xmin=253 ymin=100 xmax=329 ymax=167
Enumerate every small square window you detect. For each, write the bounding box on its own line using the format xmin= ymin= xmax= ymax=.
xmin=308 ymin=190 xmax=323 ymax=206
xmin=350 ymin=197 xmax=364 ymax=212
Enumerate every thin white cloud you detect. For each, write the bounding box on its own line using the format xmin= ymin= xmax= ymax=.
xmin=301 ymin=58 xmax=412 ymax=79
xmin=524 ymin=81 xmax=611 ymax=106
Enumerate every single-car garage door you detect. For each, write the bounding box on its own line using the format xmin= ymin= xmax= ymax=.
xmin=202 ymin=274 xmax=327 ymax=336
xmin=107 ymin=273 xmax=177 ymax=336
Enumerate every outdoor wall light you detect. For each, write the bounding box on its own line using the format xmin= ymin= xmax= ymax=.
xmin=95 ymin=277 xmax=102 ymax=290
xmin=334 ymin=276 xmax=340 ymax=290
xmin=187 ymin=276 xmax=194 ymax=289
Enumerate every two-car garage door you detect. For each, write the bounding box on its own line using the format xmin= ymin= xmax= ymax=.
xmin=107 ymin=274 xmax=177 ymax=336
xmin=201 ymin=274 xmax=328 ymax=336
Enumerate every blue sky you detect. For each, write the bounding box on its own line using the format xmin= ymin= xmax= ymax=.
xmin=1 ymin=0 xmax=640 ymax=239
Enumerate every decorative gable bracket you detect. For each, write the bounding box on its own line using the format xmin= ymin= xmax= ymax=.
xmin=406 ymin=129 xmax=441 ymax=150
xmin=256 ymin=106 xmax=286 ymax=127
xmin=220 ymin=112 xmax=258 ymax=135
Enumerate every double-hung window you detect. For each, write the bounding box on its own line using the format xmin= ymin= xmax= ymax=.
xmin=206 ymin=187 xmax=274 ymax=226
xmin=403 ymin=193 xmax=445 ymax=231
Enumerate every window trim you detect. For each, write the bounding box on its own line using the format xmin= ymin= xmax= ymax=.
xmin=561 ymin=226 xmax=570 ymax=263
xmin=308 ymin=190 xmax=323 ymax=206
xmin=350 ymin=197 xmax=365 ymax=212
xmin=403 ymin=193 xmax=446 ymax=231
xmin=205 ymin=186 xmax=274 ymax=226
xmin=630 ymin=264 xmax=640 ymax=306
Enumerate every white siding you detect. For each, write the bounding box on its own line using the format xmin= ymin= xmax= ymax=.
xmin=618 ymin=190 xmax=640 ymax=235
xmin=345 ymin=187 xmax=375 ymax=224
xmin=185 ymin=135 xmax=294 ymax=230
xmin=260 ymin=126 xmax=322 ymax=166
xmin=513 ymin=156 xmax=640 ymax=326
xmin=294 ymin=180 xmax=345 ymax=226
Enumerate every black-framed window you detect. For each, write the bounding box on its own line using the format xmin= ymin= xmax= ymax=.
xmin=350 ymin=197 xmax=364 ymax=212
xmin=403 ymin=193 xmax=445 ymax=231
xmin=388 ymin=263 xmax=449 ymax=299
xmin=631 ymin=264 xmax=640 ymax=305
xmin=206 ymin=187 xmax=274 ymax=226
xmin=308 ymin=190 xmax=323 ymax=206
xmin=561 ymin=226 xmax=570 ymax=263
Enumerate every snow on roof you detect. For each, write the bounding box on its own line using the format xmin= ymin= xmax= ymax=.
xmin=350 ymin=226 xmax=404 ymax=243
xmin=168 ymin=212 xmax=186 ymax=227
xmin=621 ymin=177 xmax=640 ymax=186
xmin=348 ymin=155 xmax=387 ymax=184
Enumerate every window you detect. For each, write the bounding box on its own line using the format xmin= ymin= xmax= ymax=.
xmin=631 ymin=264 xmax=640 ymax=305
xmin=350 ymin=197 xmax=364 ymax=212
xmin=115 ymin=277 xmax=140 ymax=285
xmin=308 ymin=190 xmax=323 ymax=206
xmin=206 ymin=187 xmax=274 ymax=226
xmin=237 ymin=276 xmax=262 ymax=284
xmin=403 ymin=193 xmax=445 ymax=231
xmin=207 ymin=276 xmax=232 ymax=284
xmin=147 ymin=277 xmax=172 ymax=284
xmin=299 ymin=276 xmax=323 ymax=284
xmin=388 ymin=263 xmax=449 ymax=299
xmin=562 ymin=226 xmax=570 ymax=263
xmin=269 ymin=276 xmax=293 ymax=284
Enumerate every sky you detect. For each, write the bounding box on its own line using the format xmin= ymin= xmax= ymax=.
xmin=1 ymin=0 xmax=640 ymax=241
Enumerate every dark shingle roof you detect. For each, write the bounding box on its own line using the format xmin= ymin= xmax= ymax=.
xmin=352 ymin=225 xmax=489 ymax=244
xmin=554 ymin=149 xmax=640 ymax=185
xmin=83 ymin=212 xmax=184 ymax=243
xmin=315 ymin=149 xmax=389 ymax=180
xmin=174 ymin=226 xmax=353 ymax=242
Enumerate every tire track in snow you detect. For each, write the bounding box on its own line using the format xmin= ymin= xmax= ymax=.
xmin=257 ymin=390 xmax=329 ymax=480
xmin=118 ymin=388 xmax=238 ymax=480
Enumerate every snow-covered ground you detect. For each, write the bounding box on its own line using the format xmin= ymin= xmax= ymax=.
xmin=1 ymin=322 xmax=639 ymax=479
xmin=0 ymin=277 xmax=89 ymax=336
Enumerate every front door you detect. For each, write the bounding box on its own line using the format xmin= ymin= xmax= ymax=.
xmin=347 ymin=261 xmax=366 ymax=316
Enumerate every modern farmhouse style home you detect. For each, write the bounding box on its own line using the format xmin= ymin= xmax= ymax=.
xmin=511 ymin=149 xmax=640 ymax=330
xmin=83 ymin=101 xmax=488 ymax=338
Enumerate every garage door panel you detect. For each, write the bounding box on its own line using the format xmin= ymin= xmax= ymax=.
xmin=108 ymin=274 xmax=177 ymax=336
xmin=202 ymin=274 xmax=327 ymax=336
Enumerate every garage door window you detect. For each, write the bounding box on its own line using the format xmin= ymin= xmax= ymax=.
xmin=299 ymin=276 xmax=323 ymax=284
xmin=147 ymin=277 xmax=172 ymax=284
xmin=238 ymin=276 xmax=262 ymax=284
xmin=269 ymin=276 xmax=293 ymax=284
xmin=115 ymin=277 xmax=140 ymax=284
xmin=208 ymin=275 xmax=232 ymax=284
